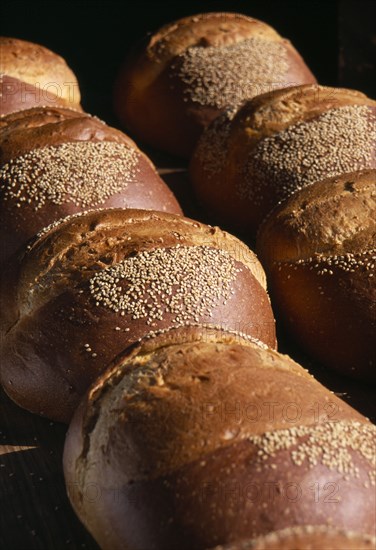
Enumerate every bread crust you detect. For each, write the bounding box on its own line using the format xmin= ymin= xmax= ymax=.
xmin=63 ymin=328 xmax=374 ymax=550
xmin=211 ymin=526 xmax=376 ymax=549
xmin=190 ymin=85 xmax=376 ymax=236
xmin=0 ymin=37 xmax=81 ymax=115
xmin=0 ymin=209 xmax=275 ymax=422
xmin=0 ymin=108 xmax=182 ymax=264
xmin=114 ymin=13 xmax=316 ymax=157
xmin=257 ymin=169 xmax=376 ymax=379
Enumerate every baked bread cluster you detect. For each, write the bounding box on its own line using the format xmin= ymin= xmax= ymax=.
xmin=114 ymin=12 xmax=316 ymax=157
xmin=1 ymin=13 xmax=375 ymax=550
xmin=190 ymin=84 xmax=376 ymax=235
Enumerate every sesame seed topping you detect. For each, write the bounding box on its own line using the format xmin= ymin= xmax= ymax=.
xmin=176 ymin=37 xmax=289 ymax=109
xmin=247 ymin=526 xmax=376 ymax=547
xmin=279 ymin=249 xmax=376 ymax=274
xmin=0 ymin=142 xmax=141 ymax=211
xmin=249 ymin=421 xmax=375 ymax=480
xmin=240 ymin=105 xmax=376 ymax=203
xmin=194 ymin=106 xmax=238 ymax=175
xmin=89 ymin=246 xmax=240 ymax=325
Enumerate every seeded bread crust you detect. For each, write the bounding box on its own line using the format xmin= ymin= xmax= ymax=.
xmin=63 ymin=328 xmax=374 ymax=550
xmin=114 ymin=12 xmax=316 ymax=157
xmin=0 ymin=37 xmax=81 ymax=115
xmin=0 ymin=106 xmax=137 ymax=163
xmin=0 ymin=209 xmax=275 ymax=422
xmin=190 ymin=85 xmax=376 ymax=236
xmin=211 ymin=526 xmax=376 ymax=549
xmin=256 ymin=170 xmax=376 ymax=379
xmin=0 ymin=108 xmax=182 ymax=264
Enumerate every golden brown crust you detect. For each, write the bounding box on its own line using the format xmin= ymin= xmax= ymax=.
xmin=114 ymin=13 xmax=316 ymax=157
xmin=63 ymin=330 xmax=374 ymax=550
xmin=212 ymin=526 xmax=376 ymax=549
xmin=257 ymin=169 xmax=376 ymax=262
xmin=0 ymin=106 xmax=136 ymax=163
xmin=0 ymin=37 xmax=81 ymax=110
xmin=0 ymin=209 xmax=275 ymax=422
xmin=0 ymin=104 xmax=85 ymax=131
xmin=235 ymin=84 xmax=375 ymax=139
xmin=0 ymin=109 xmax=182 ymax=264
xmin=190 ymin=85 xmax=376 ymax=236
xmin=256 ymin=170 xmax=376 ymax=380
xmin=77 ymin=335 xmax=361 ymax=478
xmin=137 ymin=13 xmax=282 ymax=78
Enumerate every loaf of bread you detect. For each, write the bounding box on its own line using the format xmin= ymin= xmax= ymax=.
xmin=0 ymin=107 xmax=181 ymax=265
xmin=0 ymin=209 xmax=276 ymax=422
xmin=257 ymin=169 xmax=375 ymax=380
xmin=0 ymin=37 xmax=82 ymax=115
xmin=114 ymin=12 xmax=316 ymax=157
xmin=63 ymin=326 xmax=375 ymax=550
xmin=211 ymin=526 xmax=376 ymax=549
xmin=190 ymin=84 xmax=376 ymax=237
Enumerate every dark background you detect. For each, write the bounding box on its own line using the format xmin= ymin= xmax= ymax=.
xmin=1 ymin=0 xmax=375 ymax=126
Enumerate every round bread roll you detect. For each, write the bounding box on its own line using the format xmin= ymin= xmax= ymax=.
xmin=63 ymin=326 xmax=375 ymax=550
xmin=190 ymin=84 xmax=376 ymax=237
xmin=211 ymin=526 xmax=376 ymax=549
xmin=0 ymin=106 xmax=181 ymax=265
xmin=0 ymin=37 xmax=82 ymax=115
xmin=0 ymin=209 xmax=276 ymax=422
xmin=257 ymin=169 xmax=375 ymax=380
xmin=114 ymin=12 xmax=316 ymax=157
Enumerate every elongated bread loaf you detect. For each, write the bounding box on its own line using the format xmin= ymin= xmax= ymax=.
xmin=63 ymin=326 xmax=375 ymax=550
xmin=0 ymin=107 xmax=181 ymax=265
xmin=257 ymin=169 xmax=375 ymax=380
xmin=0 ymin=209 xmax=275 ymax=422
xmin=190 ymin=85 xmax=376 ymax=237
xmin=114 ymin=13 xmax=316 ymax=157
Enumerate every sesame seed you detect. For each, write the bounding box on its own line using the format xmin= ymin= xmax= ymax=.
xmin=279 ymin=249 xmax=376 ymax=274
xmin=176 ymin=37 xmax=289 ymax=109
xmin=0 ymin=142 xmax=140 ymax=211
xmin=249 ymin=421 xmax=375 ymax=480
xmin=239 ymin=105 xmax=376 ymax=203
xmin=194 ymin=106 xmax=238 ymax=175
xmin=89 ymin=246 xmax=239 ymax=325
xmin=252 ymin=526 xmax=376 ymax=546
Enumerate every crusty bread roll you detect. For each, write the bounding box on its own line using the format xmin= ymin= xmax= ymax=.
xmin=63 ymin=326 xmax=375 ymax=550
xmin=190 ymin=84 xmax=376 ymax=237
xmin=114 ymin=12 xmax=316 ymax=157
xmin=257 ymin=169 xmax=375 ymax=380
xmin=211 ymin=526 xmax=376 ymax=549
xmin=0 ymin=37 xmax=82 ymax=115
xmin=0 ymin=209 xmax=276 ymax=422
xmin=0 ymin=107 xmax=181 ymax=265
